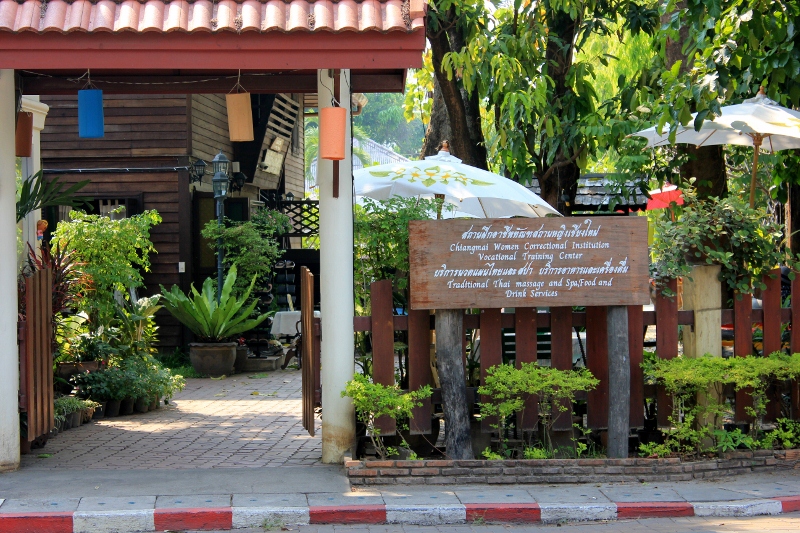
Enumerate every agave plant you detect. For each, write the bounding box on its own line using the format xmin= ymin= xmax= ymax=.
xmin=160 ymin=265 xmax=270 ymax=343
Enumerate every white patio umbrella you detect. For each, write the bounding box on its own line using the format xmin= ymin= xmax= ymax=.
xmin=353 ymin=146 xmax=560 ymax=218
xmin=632 ymin=88 xmax=800 ymax=207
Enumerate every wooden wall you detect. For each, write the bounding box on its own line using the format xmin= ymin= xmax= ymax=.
xmin=41 ymin=94 xmax=189 ymax=160
xmin=190 ymin=94 xmax=234 ymax=162
xmin=40 ymin=94 xmax=191 ymax=351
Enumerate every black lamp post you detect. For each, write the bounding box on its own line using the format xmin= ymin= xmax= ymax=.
xmin=211 ymin=151 xmax=230 ymax=303
xmin=189 ymin=158 xmax=207 ymax=183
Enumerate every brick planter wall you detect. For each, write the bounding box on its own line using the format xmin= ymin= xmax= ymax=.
xmin=346 ymin=450 xmax=800 ymax=486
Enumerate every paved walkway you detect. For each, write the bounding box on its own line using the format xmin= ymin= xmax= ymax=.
xmin=20 ymin=370 xmax=322 ymax=470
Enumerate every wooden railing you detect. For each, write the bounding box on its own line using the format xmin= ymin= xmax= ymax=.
xmin=350 ymin=269 xmax=800 ymax=436
xmin=18 ymin=267 xmax=54 ymax=444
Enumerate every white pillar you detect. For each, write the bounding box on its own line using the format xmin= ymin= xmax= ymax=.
xmin=317 ymin=69 xmax=355 ymax=463
xmin=19 ymin=96 xmax=49 ymax=255
xmin=0 ymin=69 xmax=20 ymax=471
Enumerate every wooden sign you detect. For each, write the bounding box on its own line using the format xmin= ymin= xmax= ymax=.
xmin=409 ymin=217 xmax=649 ymax=309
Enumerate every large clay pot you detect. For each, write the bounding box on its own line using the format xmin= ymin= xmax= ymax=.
xmin=120 ymin=397 xmax=135 ymax=415
xmin=56 ymin=361 xmax=99 ymax=381
xmin=189 ymin=342 xmax=237 ymax=377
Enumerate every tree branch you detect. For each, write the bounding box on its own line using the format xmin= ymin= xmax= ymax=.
xmin=540 ymin=146 xmax=586 ymax=183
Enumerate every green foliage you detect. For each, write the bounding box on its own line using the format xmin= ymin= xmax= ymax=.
xmin=642 ymin=352 xmax=800 ymax=456
xmin=436 ymin=0 xmax=658 ymax=198
xmin=51 ymin=209 xmax=161 ymax=325
xmin=200 ymin=208 xmax=290 ymax=296
xmin=342 ymin=373 xmax=432 ymax=460
xmin=355 ymin=92 xmax=425 ymax=159
xmin=522 ymin=446 xmax=553 ymax=460
xmin=481 ymin=447 xmax=503 ymax=460
xmin=16 ymin=171 xmax=91 ymax=223
xmin=54 ymin=396 xmax=98 ymax=418
xmin=650 ymin=186 xmax=799 ymax=294
xmin=354 ymin=197 xmax=439 ymax=313
xmin=160 ymin=264 xmax=271 ymax=343
xmin=761 ymin=419 xmax=800 ymax=450
xmin=478 ymin=362 xmax=598 ymax=455
xmin=713 ymin=428 xmax=755 ymax=453
xmin=73 ymin=357 xmax=185 ymax=402
xmin=113 ymin=295 xmax=162 ymax=359
xmin=64 ymin=333 xmax=117 ymax=364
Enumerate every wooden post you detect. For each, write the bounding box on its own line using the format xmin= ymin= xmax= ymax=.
xmin=607 ymin=306 xmax=630 ymax=459
xmin=435 ymin=309 xmax=474 ymax=460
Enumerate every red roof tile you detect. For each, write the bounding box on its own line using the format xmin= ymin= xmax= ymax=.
xmin=0 ymin=0 xmax=426 ymax=34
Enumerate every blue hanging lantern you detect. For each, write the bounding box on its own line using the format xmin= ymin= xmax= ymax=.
xmin=78 ymin=89 xmax=104 ymax=138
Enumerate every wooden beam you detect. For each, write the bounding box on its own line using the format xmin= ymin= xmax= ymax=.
xmin=20 ymin=73 xmax=406 ymax=95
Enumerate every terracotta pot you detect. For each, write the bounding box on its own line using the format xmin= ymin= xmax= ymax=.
xmin=149 ymin=398 xmax=158 ymax=411
xmin=56 ymin=361 xmax=99 ymax=381
xmin=234 ymin=345 xmax=249 ymax=373
xmin=189 ymin=342 xmax=237 ymax=377
xmin=105 ymin=400 xmax=121 ymax=417
xmin=120 ymin=397 xmax=135 ymax=415
xmin=134 ymin=397 xmax=150 ymax=413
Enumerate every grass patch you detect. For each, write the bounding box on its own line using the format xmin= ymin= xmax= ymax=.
xmin=261 ymin=517 xmax=285 ymax=531
xmin=37 ymin=453 xmax=52 ymax=458
xmin=170 ymin=364 xmax=206 ymax=379
xmin=249 ymin=373 xmax=270 ymax=379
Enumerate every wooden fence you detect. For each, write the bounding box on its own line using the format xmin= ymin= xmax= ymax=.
xmin=350 ymin=269 xmax=800 ymax=436
xmin=18 ymin=267 xmax=54 ymax=444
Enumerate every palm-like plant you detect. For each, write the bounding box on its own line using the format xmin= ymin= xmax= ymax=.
xmin=160 ymin=265 xmax=270 ymax=343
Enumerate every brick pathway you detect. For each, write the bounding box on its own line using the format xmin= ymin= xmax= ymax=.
xmin=20 ymin=370 xmax=322 ymax=470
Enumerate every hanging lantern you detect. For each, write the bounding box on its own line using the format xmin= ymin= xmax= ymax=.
xmin=78 ymin=89 xmax=104 ymax=138
xmin=15 ymin=111 xmax=33 ymax=157
xmin=319 ymin=106 xmax=347 ymax=160
xmin=226 ymin=92 xmax=254 ymax=142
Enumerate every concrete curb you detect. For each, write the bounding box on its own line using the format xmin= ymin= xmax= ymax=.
xmin=0 ymin=497 xmax=798 ymax=531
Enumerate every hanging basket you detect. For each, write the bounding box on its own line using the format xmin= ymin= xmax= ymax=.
xmin=15 ymin=111 xmax=33 ymax=157
xmin=226 ymin=92 xmax=254 ymax=142
xmin=320 ymin=106 xmax=347 ymax=161
xmin=78 ymin=89 xmax=105 ymax=138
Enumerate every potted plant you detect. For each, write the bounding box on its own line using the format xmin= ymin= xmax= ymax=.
xmin=55 ymin=332 xmax=116 ymax=381
xmin=650 ymin=186 xmax=799 ymax=294
xmin=161 ymin=265 xmax=271 ymax=377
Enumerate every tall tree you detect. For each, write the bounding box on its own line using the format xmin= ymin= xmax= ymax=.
xmin=442 ymin=0 xmax=658 ymax=212
xmin=425 ymin=2 xmax=488 ymax=168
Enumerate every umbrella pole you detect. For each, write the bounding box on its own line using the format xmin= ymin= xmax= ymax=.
xmin=749 ymin=135 xmax=763 ymax=208
xmin=435 ymin=193 xmax=444 ymax=220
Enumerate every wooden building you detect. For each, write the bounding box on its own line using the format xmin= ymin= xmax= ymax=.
xmin=39 ymin=93 xmax=307 ymax=350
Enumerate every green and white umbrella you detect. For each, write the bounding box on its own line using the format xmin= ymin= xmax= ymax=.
xmin=354 ymin=150 xmax=560 ymax=218
xmin=633 ymin=89 xmax=800 ymax=207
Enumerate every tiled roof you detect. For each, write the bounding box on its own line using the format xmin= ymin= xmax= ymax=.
xmin=528 ymin=174 xmax=648 ymax=208
xmin=0 ymin=0 xmax=425 ymax=34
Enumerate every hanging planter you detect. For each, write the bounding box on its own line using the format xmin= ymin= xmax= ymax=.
xmin=320 ymin=106 xmax=347 ymax=160
xmin=78 ymin=89 xmax=104 ymax=138
xmin=15 ymin=111 xmax=33 ymax=157
xmin=226 ymin=92 xmax=254 ymax=142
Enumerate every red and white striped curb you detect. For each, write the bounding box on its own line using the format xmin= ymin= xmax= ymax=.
xmin=0 ymin=496 xmax=798 ymax=532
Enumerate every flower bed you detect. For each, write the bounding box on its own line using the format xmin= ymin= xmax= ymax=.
xmin=346 ymin=449 xmax=800 ymax=486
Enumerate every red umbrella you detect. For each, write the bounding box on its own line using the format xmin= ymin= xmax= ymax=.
xmin=647 ymin=184 xmax=684 ymax=210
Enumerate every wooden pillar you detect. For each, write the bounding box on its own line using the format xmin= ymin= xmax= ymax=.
xmin=515 ymin=307 xmax=538 ymax=431
xmin=655 ymin=279 xmax=678 ymax=427
xmin=435 ymin=309 xmax=474 ymax=459
xmin=734 ymin=292 xmax=754 ymax=423
xmin=628 ymin=305 xmax=644 ymax=428
xmin=607 ymin=306 xmax=630 ymax=459
xmin=682 ymin=265 xmax=722 ymax=358
xmin=586 ymin=307 xmax=608 ymax=429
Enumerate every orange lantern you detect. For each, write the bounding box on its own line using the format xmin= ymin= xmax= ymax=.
xmin=15 ymin=111 xmax=33 ymax=157
xmin=319 ymin=106 xmax=347 ymax=160
xmin=226 ymin=92 xmax=254 ymax=142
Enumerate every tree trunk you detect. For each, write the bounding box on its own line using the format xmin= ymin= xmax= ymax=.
xmin=662 ymin=1 xmax=727 ymax=199
xmin=421 ymin=77 xmax=453 ymax=158
xmin=536 ymin=9 xmax=581 ymax=214
xmin=435 ymin=309 xmax=474 ymax=460
xmin=426 ymin=10 xmax=487 ymax=169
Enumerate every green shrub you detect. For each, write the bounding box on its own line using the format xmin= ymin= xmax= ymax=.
xmin=51 ymin=209 xmax=161 ymax=325
xmin=342 ymin=374 xmax=432 ymax=459
xmin=478 ymin=363 xmax=598 ymax=456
